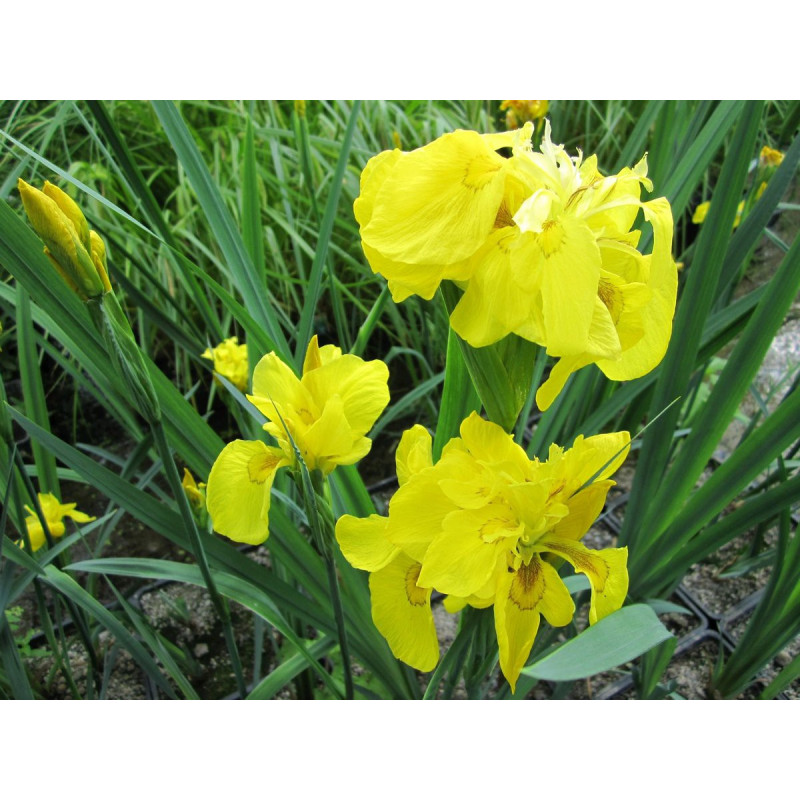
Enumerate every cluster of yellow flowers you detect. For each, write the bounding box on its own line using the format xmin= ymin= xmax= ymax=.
xmin=17 ymin=118 xmax=671 ymax=692
xmin=336 ymin=413 xmax=630 ymax=691
xmin=355 ymin=120 xmax=677 ymax=410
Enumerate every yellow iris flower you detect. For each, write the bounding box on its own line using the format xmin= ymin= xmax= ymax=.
xmin=202 ymin=336 xmax=249 ymax=392
xmin=182 ymin=468 xmax=207 ymax=511
xmin=337 ymin=412 xmax=630 ymax=692
xmin=356 ymin=121 xmax=676 ymax=410
xmin=759 ymin=146 xmax=784 ymax=168
xmin=23 ymin=492 xmax=96 ymax=551
xmin=206 ymin=336 xmax=390 ymax=545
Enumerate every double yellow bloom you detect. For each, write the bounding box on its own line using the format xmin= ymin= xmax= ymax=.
xmin=206 ymin=336 xmax=389 ymax=545
xmin=356 ymin=121 xmax=676 ymax=409
xmin=336 ymin=412 xmax=630 ymax=692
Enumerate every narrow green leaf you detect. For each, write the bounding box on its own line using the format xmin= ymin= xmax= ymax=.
xmin=639 ymin=212 xmax=800 ymax=552
xmin=15 ymin=286 xmax=59 ymax=496
xmin=761 ymin=651 xmax=800 ymax=699
xmin=152 ymin=101 xmax=290 ymax=361
xmin=433 ymin=327 xmax=482 ymax=460
xmin=247 ymin=635 xmax=336 ymax=700
xmin=522 ymin=605 xmax=673 ymax=682
xmin=67 ymin=557 xmax=344 ymax=699
xmin=295 ymin=101 xmax=361 ymax=362
xmin=622 ymin=101 xmax=763 ymax=551
xmin=0 ymin=616 xmax=35 ymax=699
xmin=82 ymin=100 xmax=223 ymax=340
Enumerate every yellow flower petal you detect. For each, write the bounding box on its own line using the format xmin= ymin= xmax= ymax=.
xmin=692 ymin=200 xmax=710 ymax=224
xmin=417 ymin=504 xmax=521 ymax=597
xmin=23 ymin=492 xmax=94 ymax=551
xmin=249 ymin=351 xmax=314 ymax=423
xmin=458 ymin=412 xmax=532 ymax=482
xmin=206 ymin=439 xmax=287 ymax=544
xmin=335 ymin=514 xmax=398 ymax=572
xmin=449 ymin=228 xmax=538 ymax=347
xmin=361 ymin=130 xmax=509 ymax=266
xmin=395 ymin=424 xmax=433 ymax=486
xmin=369 ymin=553 xmax=439 ymax=672
xmin=386 ymin=470 xmax=455 ymax=562
xmin=302 ymin=352 xmax=389 ymax=436
xmin=598 ymin=198 xmax=676 ymax=381
xmin=539 ymin=536 xmax=628 ymax=624
xmin=494 ymin=555 xmax=574 ymax=693
xmin=550 ymin=480 xmax=614 ymax=541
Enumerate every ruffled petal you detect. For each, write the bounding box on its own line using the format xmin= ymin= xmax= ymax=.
xmin=458 ymin=412 xmax=531 ymax=481
xmin=302 ymin=354 xmax=389 ymax=436
xmin=361 ymin=130 xmax=508 ymax=266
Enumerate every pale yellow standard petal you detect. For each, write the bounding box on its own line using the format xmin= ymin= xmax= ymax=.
xmin=206 ymin=439 xmax=288 ymax=545
xmin=494 ymin=556 xmax=575 ymax=693
xmin=539 ymin=536 xmax=628 ymax=625
xmin=335 ymin=514 xmax=398 ymax=572
xmin=369 ymin=553 xmax=439 ymax=672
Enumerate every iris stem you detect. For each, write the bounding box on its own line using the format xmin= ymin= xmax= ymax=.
xmin=323 ymin=550 xmax=355 ymax=700
xmin=307 ymin=472 xmax=354 ymax=700
xmin=151 ymin=421 xmax=247 ymax=699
